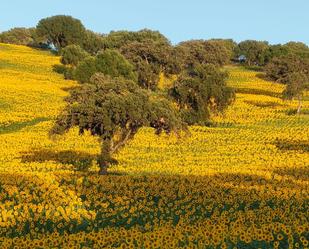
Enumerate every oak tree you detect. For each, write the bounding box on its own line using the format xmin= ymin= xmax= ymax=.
xmin=50 ymin=73 xmax=182 ymax=174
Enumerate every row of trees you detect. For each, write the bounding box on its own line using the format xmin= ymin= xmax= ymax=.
xmin=2 ymin=18 xmax=308 ymax=68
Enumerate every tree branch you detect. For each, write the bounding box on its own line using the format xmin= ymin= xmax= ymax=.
xmin=110 ymin=129 xmax=133 ymax=154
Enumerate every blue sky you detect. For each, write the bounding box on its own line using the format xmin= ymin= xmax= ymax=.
xmin=1 ymin=0 xmax=308 ymax=45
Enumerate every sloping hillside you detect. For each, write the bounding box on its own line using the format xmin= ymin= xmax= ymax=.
xmin=0 ymin=43 xmax=308 ymax=248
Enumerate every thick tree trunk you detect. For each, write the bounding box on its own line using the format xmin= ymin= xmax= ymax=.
xmin=97 ymin=129 xmax=137 ymax=175
xmin=98 ymin=139 xmax=111 ymax=175
xmin=297 ymin=96 xmax=302 ymax=114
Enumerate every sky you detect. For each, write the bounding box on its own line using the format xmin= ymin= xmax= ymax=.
xmin=1 ymin=0 xmax=308 ymax=45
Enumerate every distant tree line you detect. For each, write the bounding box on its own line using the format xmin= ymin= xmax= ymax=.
xmin=1 ymin=15 xmax=307 ymax=174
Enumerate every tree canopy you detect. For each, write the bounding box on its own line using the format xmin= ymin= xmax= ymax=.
xmin=282 ymin=72 xmax=309 ymax=114
xmin=60 ymin=45 xmax=89 ymax=67
xmin=176 ymin=40 xmax=231 ymax=68
xmin=235 ymin=40 xmax=270 ymax=66
xmin=36 ymin=15 xmax=86 ymax=49
xmin=265 ymin=52 xmax=309 ymax=114
xmin=169 ymin=64 xmax=235 ymax=125
xmin=82 ymin=30 xmax=107 ymax=55
xmin=120 ymin=39 xmax=177 ymax=90
xmin=74 ymin=49 xmax=137 ymax=83
xmin=103 ymin=29 xmax=171 ymax=49
xmin=265 ymin=54 xmax=309 ymax=82
xmin=0 ymin=27 xmax=38 ymax=46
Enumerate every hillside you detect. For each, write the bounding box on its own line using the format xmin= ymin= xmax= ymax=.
xmin=0 ymin=43 xmax=308 ymax=248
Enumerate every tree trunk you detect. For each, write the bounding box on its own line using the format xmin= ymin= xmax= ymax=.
xmin=297 ymin=96 xmax=302 ymax=114
xmin=98 ymin=139 xmax=111 ymax=175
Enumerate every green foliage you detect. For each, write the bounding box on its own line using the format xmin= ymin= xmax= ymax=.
xmin=53 ymin=64 xmax=75 ymax=80
xmin=74 ymin=50 xmax=137 ymax=83
xmin=282 ymin=72 xmax=308 ymax=100
xmin=60 ymin=45 xmax=89 ymax=67
xmin=36 ymin=15 xmax=86 ymax=49
xmin=0 ymin=27 xmax=38 ymax=46
xmin=176 ymin=40 xmax=231 ymax=68
xmin=236 ymin=40 xmax=270 ymax=66
xmin=265 ymin=55 xmax=309 ymax=82
xmin=267 ymin=44 xmax=289 ymax=60
xmin=266 ymin=42 xmax=309 ymax=67
xmin=74 ymin=57 xmax=97 ymax=83
xmin=82 ymin=30 xmax=107 ymax=55
xmin=50 ymin=73 xmax=182 ymax=174
xmin=52 ymin=64 xmax=67 ymax=74
xmin=120 ymin=39 xmax=178 ymax=90
xmin=208 ymin=39 xmax=237 ymax=61
xmin=284 ymin=42 xmax=309 ymax=59
xmin=95 ymin=49 xmax=137 ymax=81
xmin=265 ymin=48 xmax=309 ymax=114
xmin=169 ymin=64 xmax=235 ymax=125
xmin=103 ymin=29 xmax=170 ymax=49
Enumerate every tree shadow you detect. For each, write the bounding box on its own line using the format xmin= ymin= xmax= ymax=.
xmin=20 ymin=149 xmax=123 ymax=174
xmin=213 ymin=172 xmax=305 ymax=189
xmin=244 ymin=66 xmax=264 ymax=72
xmin=20 ymin=149 xmax=97 ymax=171
xmin=60 ymin=85 xmax=79 ymax=92
xmin=274 ymin=139 xmax=309 ymax=152
xmin=235 ymin=88 xmax=280 ymax=98
xmin=255 ymin=72 xmax=272 ymax=81
xmin=273 ymin=167 xmax=309 ymax=181
xmin=244 ymin=100 xmax=284 ymax=108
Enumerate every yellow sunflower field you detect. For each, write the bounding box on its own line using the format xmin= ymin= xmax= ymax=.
xmin=0 ymin=43 xmax=308 ymax=249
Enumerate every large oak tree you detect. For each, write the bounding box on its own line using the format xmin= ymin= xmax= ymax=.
xmin=36 ymin=15 xmax=86 ymax=49
xmin=50 ymin=73 xmax=183 ymax=174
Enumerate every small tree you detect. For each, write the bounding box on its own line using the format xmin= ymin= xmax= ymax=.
xmin=95 ymin=49 xmax=137 ymax=81
xmin=60 ymin=45 xmax=89 ymax=67
xmin=74 ymin=49 xmax=137 ymax=83
xmin=282 ymin=72 xmax=309 ymax=114
xmin=0 ymin=27 xmax=38 ymax=46
xmin=50 ymin=74 xmax=182 ymax=174
xmin=169 ymin=64 xmax=235 ymax=125
xmin=36 ymin=15 xmax=86 ymax=49
xmin=74 ymin=57 xmax=97 ymax=83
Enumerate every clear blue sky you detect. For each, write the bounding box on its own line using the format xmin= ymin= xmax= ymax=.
xmin=1 ymin=0 xmax=308 ymax=45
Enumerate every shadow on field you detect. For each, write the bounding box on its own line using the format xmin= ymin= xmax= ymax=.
xmin=255 ymin=72 xmax=272 ymax=81
xmin=0 ymin=117 xmax=49 ymax=135
xmin=214 ymin=172 xmax=306 ymax=189
xmin=273 ymin=167 xmax=309 ymax=181
xmin=235 ymin=88 xmax=280 ymax=98
xmin=244 ymin=100 xmax=284 ymax=108
xmin=274 ymin=139 xmax=309 ymax=152
xmin=20 ymin=149 xmax=96 ymax=171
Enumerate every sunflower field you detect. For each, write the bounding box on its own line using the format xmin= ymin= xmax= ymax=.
xmin=0 ymin=43 xmax=308 ymax=249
